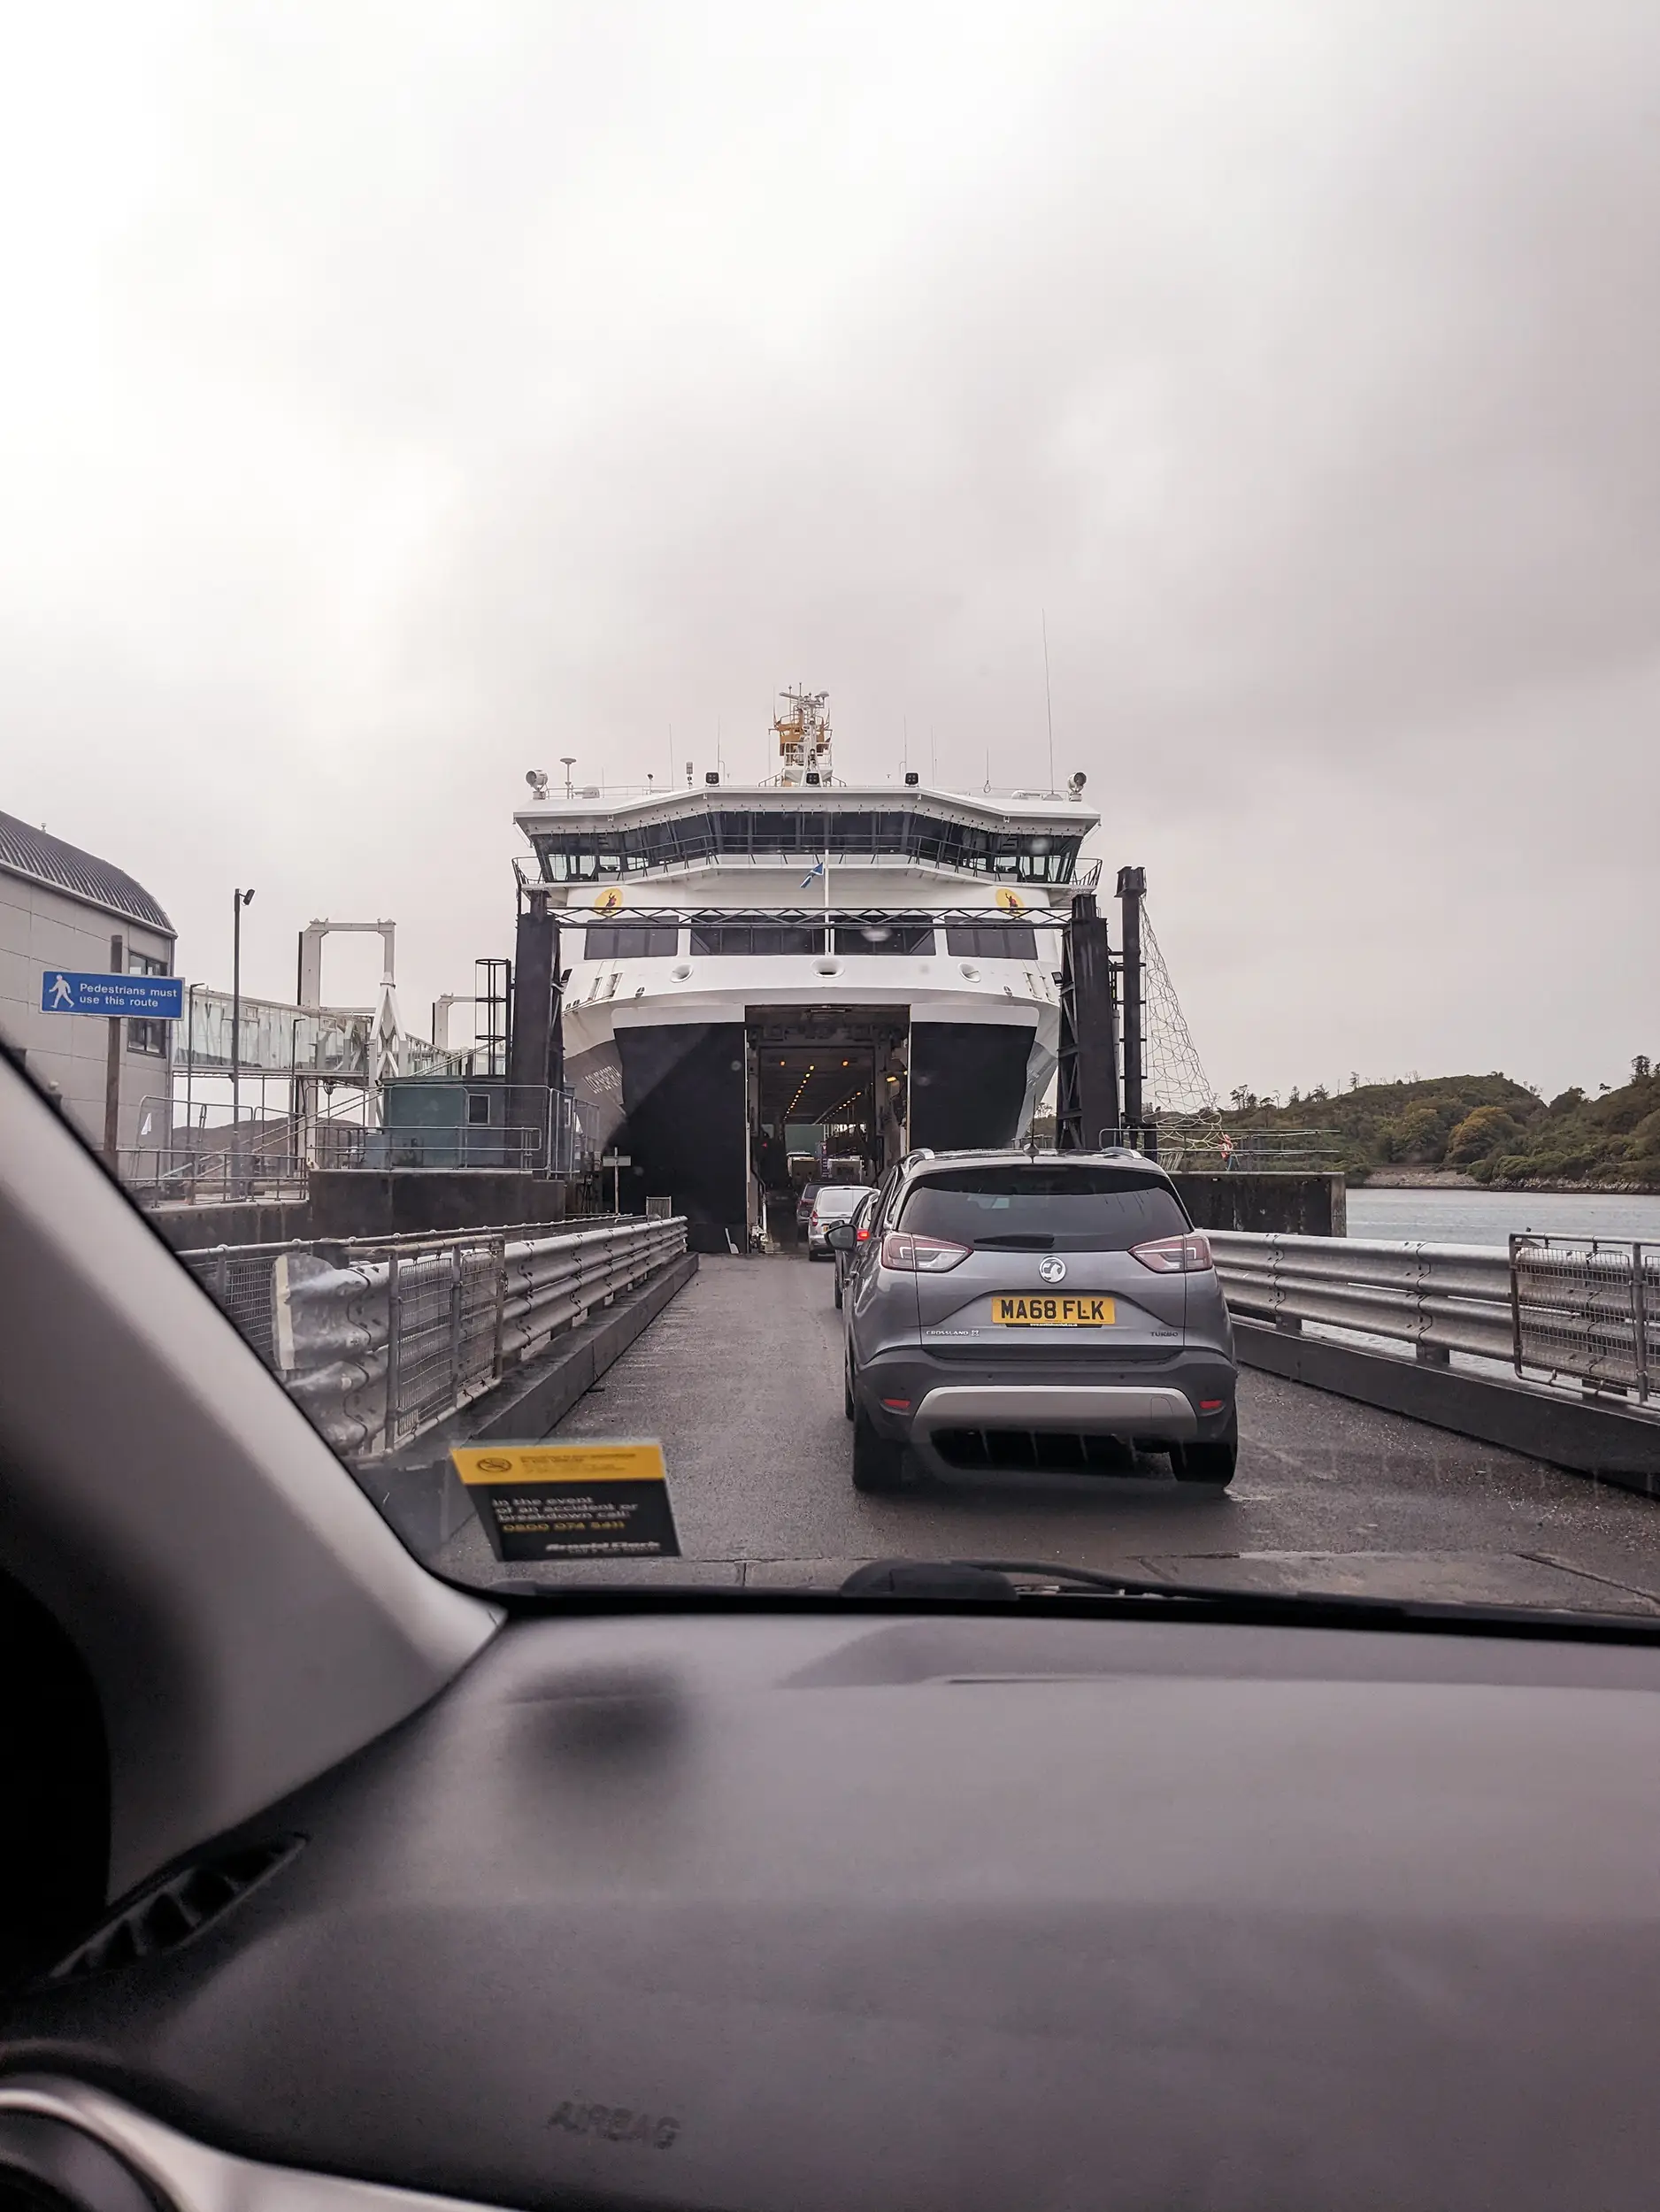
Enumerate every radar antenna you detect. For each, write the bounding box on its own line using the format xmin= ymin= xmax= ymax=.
xmin=772 ymin=687 xmax=832 ymax=785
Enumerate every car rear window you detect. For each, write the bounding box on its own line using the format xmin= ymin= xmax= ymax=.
xmin=814 ymin=1187 xmax=872 ymax=1217
xmin=897 ymin=1165 xmax=1190 ymax=1251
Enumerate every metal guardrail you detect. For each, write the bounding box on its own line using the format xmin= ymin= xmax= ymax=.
xmin=181 ymin=1216 xmax=688 ymax=1455
xmin=122 ymin=1087 xmax=600 ymax=1202
xmin=1155 ymin=1125 xmax=1348 ymax=1172
xmin=1511 ymin=1235 xmax=1658 ymax=1402
xmin=1210 ymin=1231 xmax=1659 ymax=1407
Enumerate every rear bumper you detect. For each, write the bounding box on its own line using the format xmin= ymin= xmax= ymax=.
xmin=855 ymin=1346 xmax=1236 ymax=1474
xmin=915 ymin=1383 xmax=1198 ymax=1441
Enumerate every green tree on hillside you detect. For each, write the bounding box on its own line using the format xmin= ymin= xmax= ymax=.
xmin=1203 ymin=1068 xmax=1659 ymax=1186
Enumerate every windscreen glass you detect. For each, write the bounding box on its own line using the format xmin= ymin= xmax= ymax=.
xmin=7 ymin=5 xmax=1658 ymax=1624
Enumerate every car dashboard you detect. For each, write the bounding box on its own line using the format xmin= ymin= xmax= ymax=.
xmin=4 ymin=1606 xmax=1660 ymax=2212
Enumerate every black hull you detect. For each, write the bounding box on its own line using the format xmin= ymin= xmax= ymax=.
xmin=908 ymin=1022 xmax=1033 ymax=1152
xmin=618 ymin=1024 xmax=748 ymax=1243
xmin=572 ymin=1018 xmax=1037 ymax=1248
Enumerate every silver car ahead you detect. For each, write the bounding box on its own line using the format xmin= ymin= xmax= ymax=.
xmin=807 ymin=1181 xmax=874 ymax=1262
xmin=828 ymin=1151 xmax=1237 ymax=1494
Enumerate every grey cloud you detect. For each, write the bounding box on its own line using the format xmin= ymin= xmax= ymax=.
xmin=2 ymin=0 xmax=1656 ymax=1091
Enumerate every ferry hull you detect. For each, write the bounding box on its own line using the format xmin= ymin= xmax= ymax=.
xmin=568 ymin=1008 xmax=1049 ymax=1241
xmin=909 ymin=1022 xmax=1037 ymax=1154
xmin=617 ymin=1022 xmax=749 ymax=1236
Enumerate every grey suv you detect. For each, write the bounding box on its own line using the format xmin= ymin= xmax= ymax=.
xmin=827 ymin=1150 xmax=1237 ymax=1494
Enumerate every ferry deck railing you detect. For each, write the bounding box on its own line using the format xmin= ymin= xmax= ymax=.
xmin=1210 ymin=1230 xmax=1660 ymax=1409
xmin=179 ymin=1214 xmax=688 ymax=1455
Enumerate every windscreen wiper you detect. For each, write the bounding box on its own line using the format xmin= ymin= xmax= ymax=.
xmin=838 ymin=1557 xmax=1660 ymax=1636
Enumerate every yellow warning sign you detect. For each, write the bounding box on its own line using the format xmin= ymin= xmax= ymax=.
xmin=995 ymin=887 xmax=1026 ymax=913
xmin=451 ymin=1442 xmax=680 ymax=1561
xmin=592 ymin=887 xmax=624 ymax=916
xmin=451 ymin=1443 xmax=666 ymax=1486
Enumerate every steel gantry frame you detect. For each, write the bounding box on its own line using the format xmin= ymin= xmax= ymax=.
xmin=1055 ymin=867 xmax=1151 ymax=1154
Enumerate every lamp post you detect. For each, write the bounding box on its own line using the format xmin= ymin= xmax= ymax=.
xmin=184 ymin=981 xmax=198 ymax=1195
xmin=231 ymin=887 xmax=255 ymax=1128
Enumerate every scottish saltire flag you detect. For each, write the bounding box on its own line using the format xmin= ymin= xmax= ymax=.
xmin=801 ymin=856 xmax=826 ymax=889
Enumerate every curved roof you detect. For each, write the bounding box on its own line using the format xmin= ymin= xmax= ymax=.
xmin=0 ymin=810 xmax=173 ymax=934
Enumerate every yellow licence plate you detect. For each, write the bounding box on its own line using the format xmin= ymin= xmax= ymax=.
xmin=995 ymin=1294 xmax=1115 ymax=1326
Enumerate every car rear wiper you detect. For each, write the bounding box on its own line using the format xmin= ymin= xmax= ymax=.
xmin=838 ymin=1558 xmax=1660 ymax=1637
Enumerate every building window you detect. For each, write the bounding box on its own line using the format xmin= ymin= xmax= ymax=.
xmin=127 ymin=949 xmax=170 ymax=1056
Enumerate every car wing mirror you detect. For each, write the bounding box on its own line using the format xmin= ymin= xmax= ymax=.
xmin=826 ymin=1221 xmax=856 ymax=1250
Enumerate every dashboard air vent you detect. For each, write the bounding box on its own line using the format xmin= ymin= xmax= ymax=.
xmin=47 ymin=1836 xmax=303 ymax=1982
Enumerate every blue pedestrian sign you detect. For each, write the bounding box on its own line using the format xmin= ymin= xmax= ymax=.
xmin=40 ymin=971 xmax=185 ymax=1019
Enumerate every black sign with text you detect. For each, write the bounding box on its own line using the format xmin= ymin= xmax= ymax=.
xmin=451 ymin=1443 xmax=680 ymax=1561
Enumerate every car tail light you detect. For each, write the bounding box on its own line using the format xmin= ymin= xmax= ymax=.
xmin=855 ymin=1225 xmax=871 ymax=1242
xmin=1130 ymin=1232 xmax=1214 ymax=1274
xmin=880 ymin=1229 xmax=970 ymax=1273
xmin=810 ymin=1211 xmax=820 ymax=1228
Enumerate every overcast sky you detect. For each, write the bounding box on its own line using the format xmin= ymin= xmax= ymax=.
xmin=3 ymin=0 xmax=1656 ymax=1098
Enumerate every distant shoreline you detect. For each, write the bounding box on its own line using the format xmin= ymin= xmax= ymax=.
xmin=1352 ymin=1170 xmax=1660 ymax=1196
xmin=1355 ymin=1168 xmax=1479 ymax=1190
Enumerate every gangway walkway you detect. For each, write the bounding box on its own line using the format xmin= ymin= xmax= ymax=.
xmin=434 ymin=1251 xmax=1660 ymax=1610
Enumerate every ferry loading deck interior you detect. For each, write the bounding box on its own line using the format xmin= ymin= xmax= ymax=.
xmin=749 ymin=1010 xmax=905 ymax=1240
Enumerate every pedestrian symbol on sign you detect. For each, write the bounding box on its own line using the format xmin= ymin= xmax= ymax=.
xmin=48 ymin=973 xmax=73 ymax=1010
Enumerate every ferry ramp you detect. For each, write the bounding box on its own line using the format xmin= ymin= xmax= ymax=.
xmin=434 ymin=1250 xmax=1660 ymax=1611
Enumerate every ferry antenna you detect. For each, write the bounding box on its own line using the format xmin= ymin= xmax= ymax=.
xmin=1041 ymin=610 xmax=1056 ymax=795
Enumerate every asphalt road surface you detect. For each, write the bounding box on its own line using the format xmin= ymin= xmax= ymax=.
xmin=436 ymin=1250 xmax=1660 ymax=1611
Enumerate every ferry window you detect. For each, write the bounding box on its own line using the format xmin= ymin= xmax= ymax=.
xmin=834 ymin=925 xmax=934 ymax=955
xmin=465 ymin=1091 xmax=491 ymax=1125
xmin=536 ymin=814 xmax=1077 ymax=882
xmin=689 ymin=926 xmax=820 ymax=956
xmin=945 ymin=924 xmax=1038 ymax=960
xmin=586 ymin=925 xmax=678 ymax=959
xmin=644 ymin=819 xmax=712 ymax=866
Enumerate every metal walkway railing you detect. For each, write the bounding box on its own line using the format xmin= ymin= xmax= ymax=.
xmin=1210 ymin=1231 xmax=1659 ymax=1409
xmin=181 ymin=1216 xmax=688 ymax=1455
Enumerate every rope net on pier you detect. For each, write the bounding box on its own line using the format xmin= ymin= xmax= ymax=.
xmin=1140 ymin=906 xmax=1219 ymax=1122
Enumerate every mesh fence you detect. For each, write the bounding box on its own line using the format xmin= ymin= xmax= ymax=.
xmin=385 ymin=1242 xmax=503 ymax=1447
xmin=1511 ymin=1237 xmax=1657 ymax=1401
xmin=182 ymin=1217 xmax=685 ymax=1455
xmin=185 ymin=1250 xmax=279 ymax=1366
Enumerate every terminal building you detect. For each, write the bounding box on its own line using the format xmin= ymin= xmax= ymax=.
xmin=0 ymin=810 xmax=176 ymax=1164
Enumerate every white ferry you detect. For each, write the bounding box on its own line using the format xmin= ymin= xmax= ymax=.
xmin=513 ymin=690 xmax=1102 ymax=1241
